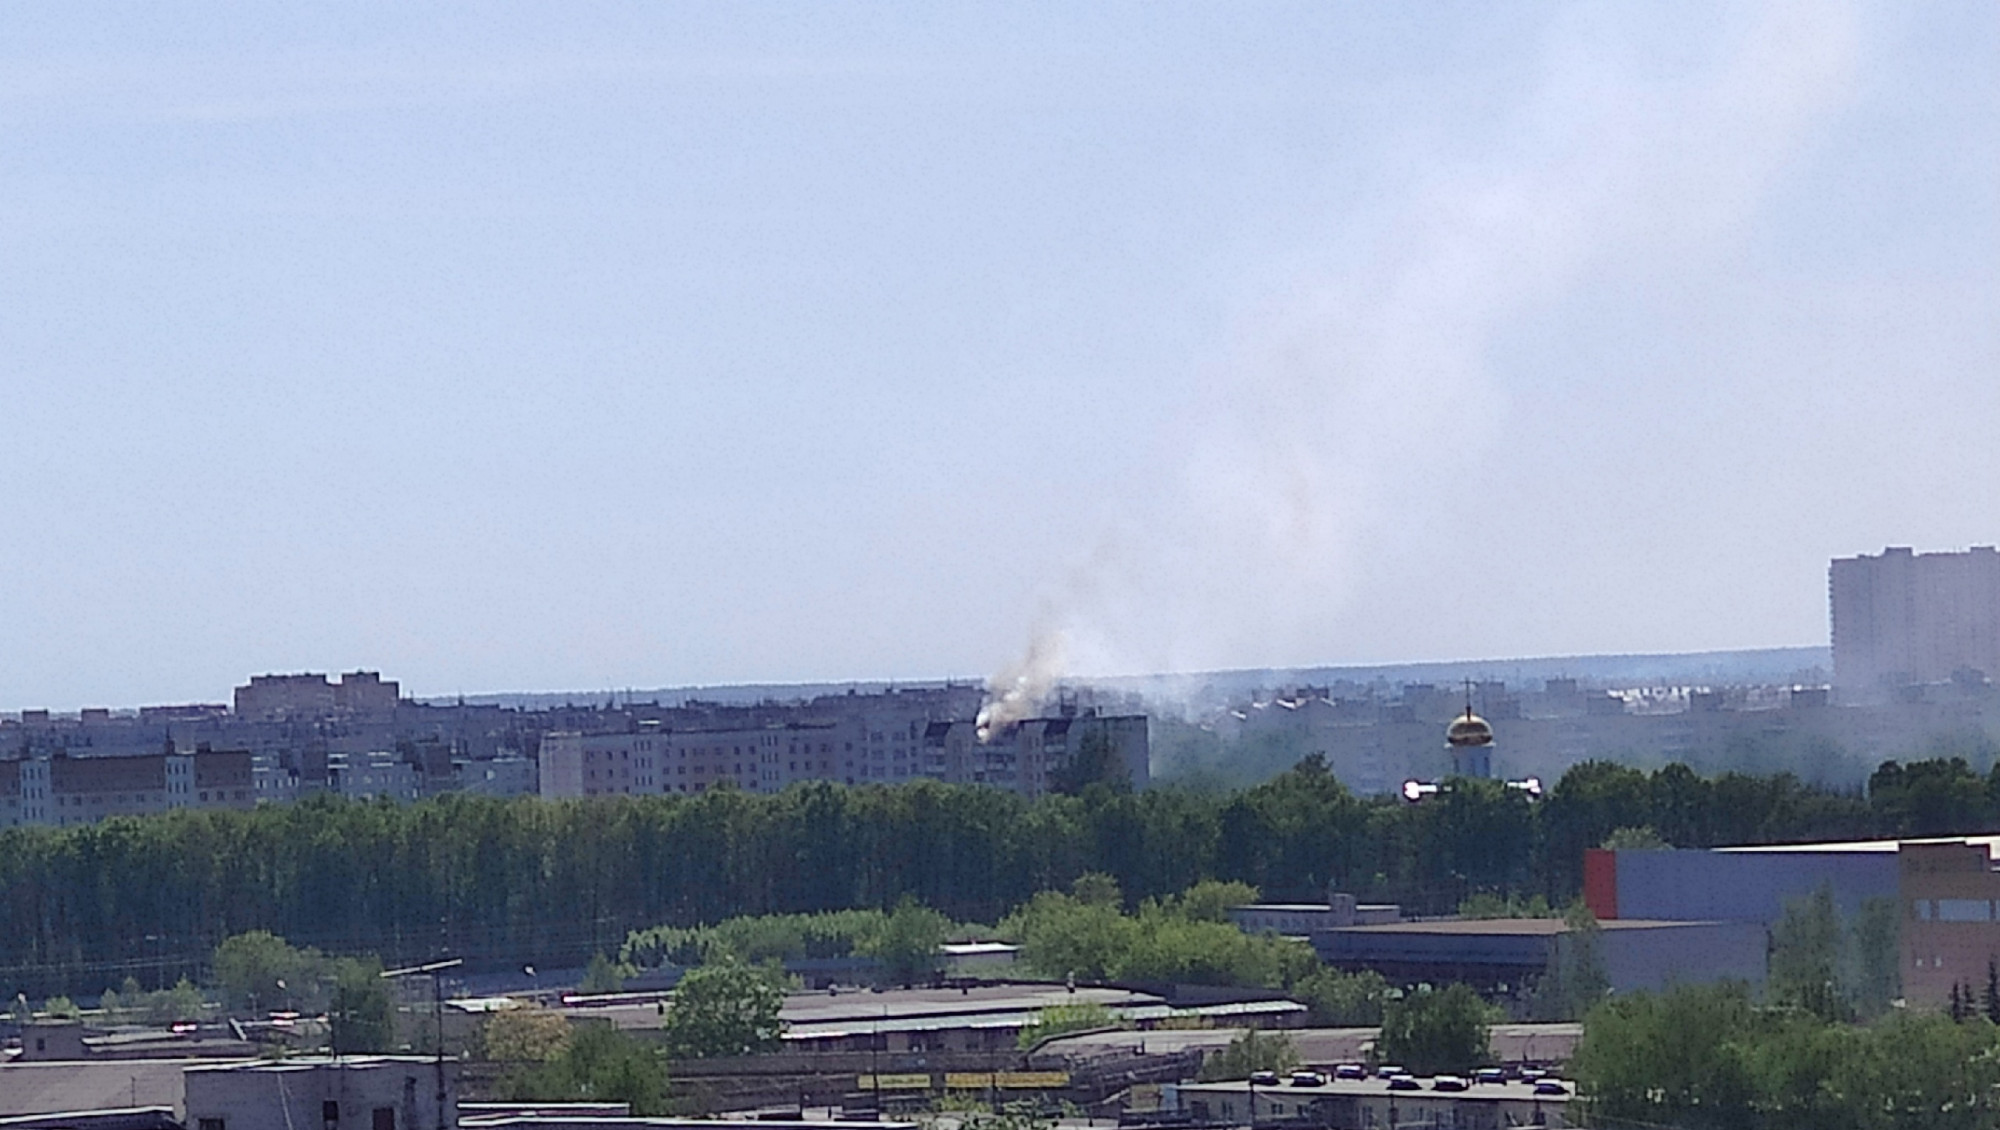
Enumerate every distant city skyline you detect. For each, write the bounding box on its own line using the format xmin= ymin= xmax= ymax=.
xmin=3 ymin=4 xmax=1995 ymax=709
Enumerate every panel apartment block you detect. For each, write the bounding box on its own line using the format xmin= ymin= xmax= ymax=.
xmin=1832 ymin=546 xmax=2000 ymax=697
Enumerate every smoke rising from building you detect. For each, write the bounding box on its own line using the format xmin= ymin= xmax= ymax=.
xmin=980 ymin=2 xmax=1861 ymax=697
xmin=975 ymin=627 xmax=1066 ymax=742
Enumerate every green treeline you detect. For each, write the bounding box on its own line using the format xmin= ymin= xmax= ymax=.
xmin=4 ymin=753 xmax=1998 ymax=997
xmin=1574 ymin=982 xmax=2000 ymax=1130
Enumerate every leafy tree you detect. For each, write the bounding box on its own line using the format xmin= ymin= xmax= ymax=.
xmin=145 ymin=978 xmax=205 ymax=1024
xmin=1572 ymin=983 xmax=1760 ymax=1130
xmin=1376 ymin=984 xmax=1493 ymax=1075
xmin=1199 ymin=1029 xmax=1300 ymax=1080
xmin=1016 ymin=1001 xmax=1120 ymax=1049
xmin=329 ymin=957 xmax=394 ymax=1054
xmin=213 ymin=930 xmax=321 ymax=1013
xmin=860 ymin=897 xmax=950 ymax=987
xmin=1870 ymin=758 xmax=1992 ymax=836
xmin=1070 ymin=872 xmax=1123 ymax=909
xmin=483 ymin=1004 xmax=575 ymax=1063
xmin=1167 ymin=880 xmax=1260 ymax=923
xmin=504 ymin=1023 xmax=669 ymax=1114
xmin=1002 ymin=881 xmax=1314 ymax=988
xmin=1577 ymin=984 xmax=2000 ymax=1130
xmin=582 ymin=953 xmax=627 ymax=994
xmin=662 ymin=960 xmax=785 ymax=1058
xmin=1290 ymin=967 xmax=1389 ymax=1027
xmin=1457 ymin=891 xmax=1554 ymax=918
xmin=1769 ymin=885 xmax=1847 ymax=1020
xmin=1001 ymin=889 xmax=1134 ymax=982
xmin=624 ymin=909 xmax=895 ymax=970
xmin=1850 ymin=896 xmax=1901 ymax=1019
xmin=1531 ymin=904 xmax=1610 ymax=1021
xmin=42 ymin=995 xmax=81 ymax=1019
xmin=1600 ymin=825 xmax=1672 ymax=850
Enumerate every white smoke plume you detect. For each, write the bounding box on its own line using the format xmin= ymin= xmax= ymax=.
xmin=975 ymin=627 xmax=1067 ymax=742
xmin=983 ymin=2 xmax=1862 ymax=692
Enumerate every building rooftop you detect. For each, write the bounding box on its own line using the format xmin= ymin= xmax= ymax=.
xmin=185 ymin=1055 xmax=448 ymax=1075
xmin=1329 ymin=917 xmax=1722 ymax=935
xmin=1036 ymin=1024 xmax=1581 ymax=1067
xmin=1178 ymin=1075 xmax=1574 ymax=1105
xmin=1714 ymin=834 xmax=2000 ymax=855
xmin=0 ymin=1058 xmax=245 ymax=1118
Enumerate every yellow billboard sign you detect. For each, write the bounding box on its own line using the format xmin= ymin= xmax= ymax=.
xmin=857 ymin=1074 xmax=932 ymax=1091
xmin=995 ymin=1072 xmax=1071 ymax=1089
xmin=944 ymin=1071 xmax=1068 ymax=1090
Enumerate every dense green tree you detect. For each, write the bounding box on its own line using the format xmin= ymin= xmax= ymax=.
xmin=1376 ymin=984 xmax=1493 ymax=1075
xmin=1870 ymin=758 xmax=1995 ymax=836
xmin=581 ymin=953 xmax=627 ymax=994
xmin=1576 ymin=983 xmax=2000 ymax=1130
xmin=661 ymin=960 xmax=786 ymax=1058
xmin=1290 ymin=967 xmax=1390 ymax=1027
xmin=1000 ymin=880 xmax=1313 ymax=988
xmin=145 ymin=978 xmax=205 ymax=1024
xmin=1851 ymin=896 xmax=1901 ymax=1019
xmin=1573 ymin=983 xmax=1761 ymax=1130
xmin=504 ymin=1023 xmax=669 ymax=1114
xmin=1531 ymin=904 xmax=1610 ymax=1022
xmin=329 ymin=956 xmax=394 ymax=1054
xmin=1769 ymin=885 xmax=1848 ymax=1020
xmin=0 ymin=754 xmax=1977 ymax=999
xmin=859 ymin=897 xmax=950 ymax=986
xmin=1016 ymin=1002 xmax=1121 ymax=1049
xmin=1199 ymin=1029 xmax=1301 ymax=1080
xmin=482 ymin=1004 xmax=574 ymax=1064
xmin=213 ymin=930 xmax=319 ymax=1013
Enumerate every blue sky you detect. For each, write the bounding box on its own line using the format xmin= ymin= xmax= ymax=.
xmin=2 ymin=3 xmax=1996 ymax=707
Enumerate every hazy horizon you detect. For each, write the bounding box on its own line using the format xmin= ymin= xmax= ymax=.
xmin=4 ymin=4 xmax=1994 ymax=709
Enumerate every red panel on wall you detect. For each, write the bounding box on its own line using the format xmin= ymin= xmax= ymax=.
xmin=1583 ymin=848 xmax=1619 ymax=919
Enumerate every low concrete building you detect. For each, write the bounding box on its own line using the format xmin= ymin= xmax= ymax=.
xmin=184 ymin=1057 xmax=454 ymax=1130
xmin=1169 ymin=1075 xmax=1574 ymax=1129
xmin=1585 ymin=834 xmax=2000 ymax=1009
xmin=1313 ymin=917 xmax=1768 ymax=994
xmin=1229 ymin=893 xmax=1402 ymax=936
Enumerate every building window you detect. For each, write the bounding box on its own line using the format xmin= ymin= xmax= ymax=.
xmin=1940 ymin=899 xmax=1994 ymax=922
xmin=372 ymin=1108 xmax=396 ymax=1130
xmin=199 ymin=1119 xmax=226 ymax=1130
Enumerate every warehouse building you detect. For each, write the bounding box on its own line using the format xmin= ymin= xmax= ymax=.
xmin=1584 ymin=834 xmax=2000 ymax=1010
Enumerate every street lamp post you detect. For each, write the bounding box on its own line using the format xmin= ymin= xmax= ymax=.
xmin=381 ymin=958 xmax=462 ymax=1130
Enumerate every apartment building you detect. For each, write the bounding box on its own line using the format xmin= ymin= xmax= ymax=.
xmin=0 ymin=748 xmax=255 ymax=829
xmin=540 ymin=710 xmax=1150 ymax=800
xmin=1832 ymin=546 xmax=2000 ymax=698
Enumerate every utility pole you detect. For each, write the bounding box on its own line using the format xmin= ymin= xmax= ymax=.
xmin=381 ymin=958 xmax=462 ymax=1130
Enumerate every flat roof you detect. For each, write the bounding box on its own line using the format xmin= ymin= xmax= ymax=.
xmin=1178 ymin=1077 xmax=1572 ymax=1104
xmin=1038 ymin=1024 xmax=1581 ymax=1067
xmin=1715 ymin=835 xmax=2000 ymax=855
xmin=581 ymin=984 xmax=1158 ymax=1032
xmin=0 ymin=1058 xmax=249 ymax=1118
xmin=186 ymin=1056 xmax=447 ymax=1074
xmin=1328 ymin=917 xmax=1725 ymax=936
